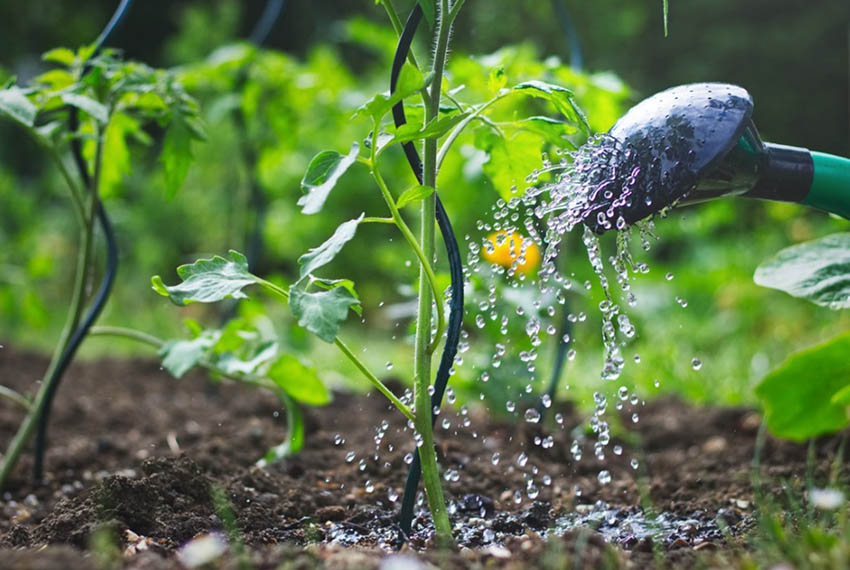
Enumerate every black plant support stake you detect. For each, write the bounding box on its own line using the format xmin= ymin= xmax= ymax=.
xmin=32 ymin=0 xmax=133 ymax=483
xmin=391 ymin=5 xmax=464 ymax=540
xmin=250 ymin=0 xmax=285 ymax=46
xmin=243 ymin=0 xmax=286 ymax=276
xmin=550 ymin=0 xmax=583 ymax=71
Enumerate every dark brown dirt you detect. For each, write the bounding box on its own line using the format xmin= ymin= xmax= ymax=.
xmin=0 ymin=345 xmax=844 ymax=569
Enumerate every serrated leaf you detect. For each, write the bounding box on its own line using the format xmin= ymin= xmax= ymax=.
xmin=397 ymin=185 xmax=435 ymax=209
xmin=298 ymin=215 xmax=364 ymax=278
xmin=0 ymin=87 xmax=37 ymax=128
xmin=99 ymin=113 xmax=138 ymax=198
xmin=61 ymin=93 xmax=109 ymax=124
xmin=152 ymin=250 xmax=258 ymax=306
xmin=512 ymin=80 xmax=590 ymax=134
xmin=159 ymin=333 xmax=217 ymax=378
xmin=755 ymin=331 xmax=850 ymax=441
xmin=289 ymin=278 xmax=360 ymax=343
xmin=42 ymin=47 xmax=76 ymax=66
xmin=298 ymin=142 xmax=359 ymax=215
xmin=754 ymin=233 xmax=850 ymax=309
xmin=160 ymin=114 xmax=195 ymax=198
xmin=267 ymin=354 xmax=330 ymax=405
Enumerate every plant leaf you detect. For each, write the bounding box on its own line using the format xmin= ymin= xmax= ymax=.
xmin=0 ymin=87 xmax=37 ymax=128
xmin=298 ymin=142 xmax=359 ymax=215
xmin=754 ymin=233 xmax=850 ymax=309
xmin=298 ymin=215 xmax=364 ymax=278
xmin=755 ymin=331 xmax=850 ymax=441
xmin=159 ymin=333 xmax=217 ymax=378
xmin=512 ymin=80 xmax=590 ymax=134
xmin=266 ymin=354 xmax=330 ymax=405
xmin=61 ymin=93 xmax=109 ymax=124
xmin=216 ymin=341 xmax=279 ymax=376
xmin=160 ymin=114 xmax=195 ymax=198
xmin=42 ymin=47 xmax=76 ymax=66
xmin=152 ymin=250 xmax=258 ymax=306
xmin=354 ymin=63 xmax=425 ymax=122
xmin=397 ymin=185 xmax=435 ymax=209
xmin=289 ymin=278 xmax=360 ymax=343
xmin=508 ymin=116 xmax=578 ymax=146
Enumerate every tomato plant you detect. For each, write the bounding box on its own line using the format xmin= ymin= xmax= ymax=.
xmin=0 ymin=19 xmax=203 ymax=489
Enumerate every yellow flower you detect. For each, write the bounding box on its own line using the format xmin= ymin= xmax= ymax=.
xmin=482 ymin=231 xmax=540 ymax=275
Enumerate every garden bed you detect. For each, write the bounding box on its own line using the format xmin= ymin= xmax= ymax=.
xmin=0 ymin=345 xmax=840 ymax=569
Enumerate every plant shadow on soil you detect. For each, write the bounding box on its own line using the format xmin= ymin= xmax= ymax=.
xmin=0 ymin=345 xmax=845 ymax=569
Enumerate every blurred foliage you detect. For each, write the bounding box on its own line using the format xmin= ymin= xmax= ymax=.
xmin=0 ymin=0 xmax=848 ymax=416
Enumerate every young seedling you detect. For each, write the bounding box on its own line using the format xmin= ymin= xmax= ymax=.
xmin=0 ymin=33 xmax=203 ymax=489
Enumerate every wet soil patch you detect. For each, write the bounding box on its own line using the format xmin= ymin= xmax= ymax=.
xmin=0 ymin=345 xmax=844 ymax=568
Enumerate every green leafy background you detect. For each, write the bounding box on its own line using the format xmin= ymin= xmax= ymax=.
xmin=1 ymin=0 xmax=848 ymax=421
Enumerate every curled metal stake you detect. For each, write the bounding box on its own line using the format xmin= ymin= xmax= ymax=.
xmin=32 ymin=0 xmax=132 ymax=482
xmin=390 ymin=5 xmax=465 ymax=540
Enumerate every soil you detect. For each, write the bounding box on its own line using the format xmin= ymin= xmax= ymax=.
xmin=0 ymin=344 xmax=844 ymax=569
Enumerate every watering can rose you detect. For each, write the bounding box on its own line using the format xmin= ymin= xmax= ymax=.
xmin=483 ymin=231 xmax=541 ymax=275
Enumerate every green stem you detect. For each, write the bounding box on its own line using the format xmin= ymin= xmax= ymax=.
xmin=413 ymin=0 xmax=455 ymax=546
xmin=89 ymin=325 xmax=163 ymax=348
xmin=0 ymin=386 xmax=31 ymax=412
xmin=0 ymin=131 xmax=102 ymax=490
xmin=334 ymin=338 xmax=415 ymax=423
xmin=437 ymin=93 xmax=508 ymax=170
xmin=368 ymin=143 xmax=446 ymax=349
xmin=361 ymin=216 xmax=396 ymax=224
xmin=256 ymin=278 xmax=415 ymax=423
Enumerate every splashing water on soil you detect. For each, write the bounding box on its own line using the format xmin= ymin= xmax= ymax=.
xmin=467 ymin=133 xmax=697 ymax=494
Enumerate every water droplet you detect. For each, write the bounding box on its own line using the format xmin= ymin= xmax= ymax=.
xmin=524 ymin=408 xmax=541 ymax=423
xmin=630 ymin=458 xmax=640 ymax=470
xmin=403 ymin=453 xmax=414 ymax=465
xmin=516 ymin=452 xmax=528 ymax=467
xmin=333 ymin=434 xmax=345 ymax=446
xmin=385 ymin=361 xmax=393 ymax=370
xmin=365 ymin=480 xmax=374 ymax=493
xmin=665 ymin=272 xmax=674 ymax=280
xmin=691 ymin=357 xmax=702 ymax=371
xmin=506 ymin=401 xmax=516 ymax=413
xmin=345 ymin=452 xmax=356 ymax=463
xmin=597 ymin=470 xmax=612 ymax=485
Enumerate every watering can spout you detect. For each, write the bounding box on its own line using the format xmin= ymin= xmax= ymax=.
xmin=583 ymin=82 xmax=850 ymax=232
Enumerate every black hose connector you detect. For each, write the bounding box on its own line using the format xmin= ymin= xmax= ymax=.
xmin=390 ymin=5 xmax=465 ymax=540
xmin=32 ymin=0 xmax=132 ymax=482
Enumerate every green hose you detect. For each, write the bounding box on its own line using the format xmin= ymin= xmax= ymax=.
xmin=802 ymin=152 xmax=850 ymax=219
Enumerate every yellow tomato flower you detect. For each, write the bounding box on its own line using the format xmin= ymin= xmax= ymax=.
xmin=482 ymin=231 xmax=541 ymax=275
